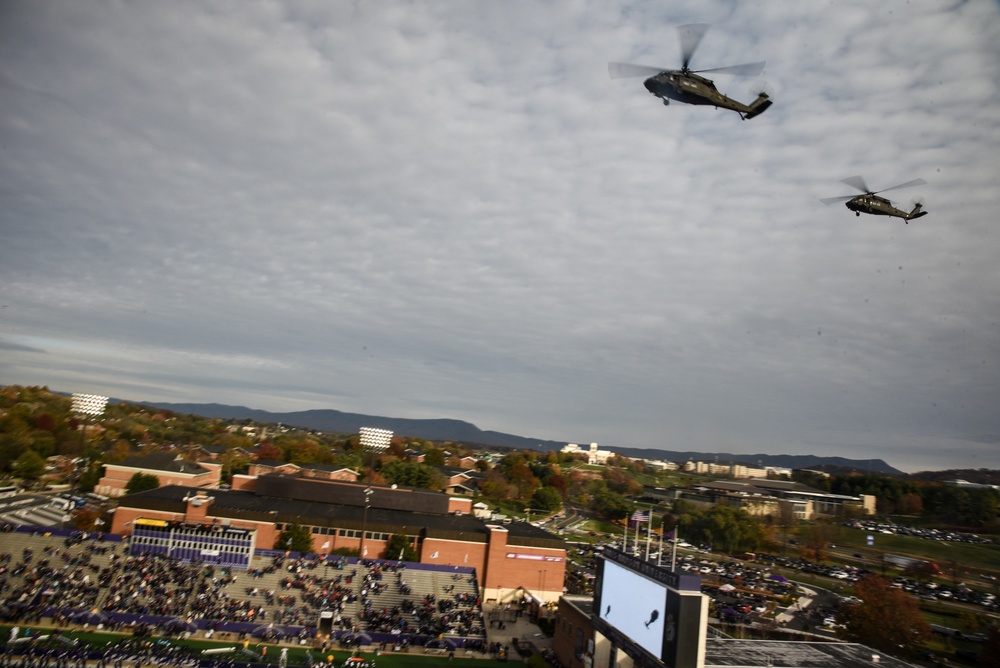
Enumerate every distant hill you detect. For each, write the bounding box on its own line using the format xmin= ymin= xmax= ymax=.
xmin=144 ymin=401 xmax=904 ymax=475
xmin=604 ymin=446 xmax=903 ymax=476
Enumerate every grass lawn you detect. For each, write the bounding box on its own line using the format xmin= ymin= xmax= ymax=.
xmin=829 ymin=525 xmax=1000 ymax=577
xmin=0 ymin=627 xmax=511 ymax=668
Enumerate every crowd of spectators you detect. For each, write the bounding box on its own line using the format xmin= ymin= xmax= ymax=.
xmin=0 ymin=530 xmax=487 ymax=653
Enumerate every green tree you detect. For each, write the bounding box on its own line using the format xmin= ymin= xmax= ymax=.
xmin=386 ymin=533 xmax=419 ymax=562
xmin=13 ymin=449 xmax=46 ymax=481
xmin=682 ymin=505 xmax=765 ymax=554
xmin=381 ymin=460 xmax=445 ymax=490
xmin=423 ymin=448 xmax=446 ymax=467
xmin=590 ymin=482 xmax=631 ymax=522
xmin=837 ymin=574 xmax=930 ymax=656
xmin=275 ymin=523 xmax=314 ymax=553
xmin=77 ymin=463 xmax=104 ymax=493
xmin=530 ymin=486 xmax=563 ymax=513
xmin=125 ymin=472 xmax=160 ymax=495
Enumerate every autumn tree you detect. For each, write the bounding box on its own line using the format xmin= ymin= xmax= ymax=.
xmin=479 ymin=469 xmax=514 ymax=500
xmin=72 ymin=506 xmax=101 ymax=531
xmin=837 ymin=574 xmax=930 ymax=656
xmin=255 ymin=442 xmax=282 ymax=461
xmin=802 ymin=521 xmax=833 ymax=562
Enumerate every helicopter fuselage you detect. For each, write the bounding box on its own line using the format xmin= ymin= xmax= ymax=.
xmin=845 ymin=194 xmax=927 ymax=222
xmin=643 ymin=70 xmax=771 ymax=119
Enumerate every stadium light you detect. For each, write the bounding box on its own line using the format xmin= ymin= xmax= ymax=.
xmin=359 ymin=427 xmax=392 ymax=480
xmin=70 ymin=393 xmax=108 ymax=490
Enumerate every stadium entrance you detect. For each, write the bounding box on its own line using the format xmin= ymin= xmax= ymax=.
xmin=129 ymin=518 xmax=256 ymax=568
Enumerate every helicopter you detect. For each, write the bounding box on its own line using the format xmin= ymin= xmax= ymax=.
xmin=820 ymin=176 xmax=929 ymax=223
xmin=608 ymin=24 xmax=773 ymax=120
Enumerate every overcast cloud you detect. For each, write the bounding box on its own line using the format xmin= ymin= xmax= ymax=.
xmin=2 ymin=1 xmax=999 ymax=473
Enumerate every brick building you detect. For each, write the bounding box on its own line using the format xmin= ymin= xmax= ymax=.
xmin=96 ymin=452 xmax=221 ymax=497
xmin=110 ymin=472 xmax=567 ymax=602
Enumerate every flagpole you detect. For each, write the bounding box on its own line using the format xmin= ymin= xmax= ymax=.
xmin=658 ymin=528 xmax=664 ymax=566
xmin=671 ymin=527 xmax=679 ymax=571
xmin=645 ymin=508 xmax=652 ymax=560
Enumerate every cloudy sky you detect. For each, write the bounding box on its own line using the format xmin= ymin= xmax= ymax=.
xmin=2 ymin=1 xmax=998 ymax=473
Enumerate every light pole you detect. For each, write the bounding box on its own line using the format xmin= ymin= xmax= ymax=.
xmin=71 ymin=393 xmax=107 ymax=492
xmin=359 ymin=427 xmax=392 ymax=481
xmin=360 ymin=486 xmax=373 ymax=559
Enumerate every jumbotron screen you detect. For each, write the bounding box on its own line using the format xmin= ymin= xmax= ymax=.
xmin=596 ymin=556 xmax=669 ymax=659
xmin=593 ymin=547 xmax=705 ymax=668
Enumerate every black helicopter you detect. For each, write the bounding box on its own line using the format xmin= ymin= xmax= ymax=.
xmin=821 ymin=176 xmax=929 ymax=223
xmin=608 ymin=24 xmax=772 ymax=120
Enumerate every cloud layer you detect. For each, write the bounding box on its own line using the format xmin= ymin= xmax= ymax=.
xmin=2 ymin=1 xmax=999 ymax=472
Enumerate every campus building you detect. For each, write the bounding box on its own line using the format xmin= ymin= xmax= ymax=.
xmin=670 ymin=478 xmax=875 ymax=520
xmin=110 ymin=472 xmax=567 ymax=603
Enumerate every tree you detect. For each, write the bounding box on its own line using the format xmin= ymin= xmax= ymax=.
xmin=12 ymin=449 xmax=46 ymax=481
xmin=275 ymin=523 xmax=314 ymax=553
xmin=981 ymin=627 xmax=1000 ymax=668
xmin=255 ymin=442 xmax=282 ymax=461
xmin=423 ymin=448 xmax=446 ymax=467
xmin=590 ymin=482 xmax=631 ymax=522
xmin=802 ymin=521 xmax=833 ymax=562
xmin=386 ymin=533 xmax=419 ymax=562
xmin=530 ymin=486 xmax=563 ymax=513
xmin=837 ymin=574 xmax=930 ymax=656
xmin=72 ymin=506 xmax=101 ymax=531
xmin=381 ymin=460 xmax=445 ymax=490
xmin=125 ymin=472 xmax=160 ymax=495
xmin=77 ymin=463 xmax=104 ymax=493
xmin=681 ymin=506 xmax=765 ymax=554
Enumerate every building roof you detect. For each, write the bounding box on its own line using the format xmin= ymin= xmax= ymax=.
xmin=705 ymin=638 xmax=917 ymax=668
xmin=114 ymin=452 xmax=213 ymax=475
xmin=121 ymin=482 xmax=564 ymax=550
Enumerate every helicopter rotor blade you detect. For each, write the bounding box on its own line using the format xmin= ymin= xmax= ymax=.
xmin=819 ymin=195 xmax=856 ymax=205
xmin=876 ymin=178 xmax=927 ymax=194
xmin=678 ymin=23 xmax=709 ymax=70
xmin=608 ymin=62 xmax=666 ymax=79
xmin=694 ymin=61 xmax=767 ymax=77
xmin=840 ymin=175 xmax=871 ymax=194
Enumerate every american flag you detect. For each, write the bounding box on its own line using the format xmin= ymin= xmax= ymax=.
xmin=631 ymin=510 xmax=650 ymax=523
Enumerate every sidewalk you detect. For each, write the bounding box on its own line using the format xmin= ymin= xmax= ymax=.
xmin=482 ymin=601 xmax=553 ymax=656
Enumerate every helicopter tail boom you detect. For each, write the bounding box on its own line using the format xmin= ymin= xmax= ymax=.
xmin=905 ymin=202 xmax=928 ymax=222
xmin=743 ymin=92 xmax=772 ymax=120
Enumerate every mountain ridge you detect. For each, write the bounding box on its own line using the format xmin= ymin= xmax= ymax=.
xmin=143 ymin=401 xmax=904 ymax=475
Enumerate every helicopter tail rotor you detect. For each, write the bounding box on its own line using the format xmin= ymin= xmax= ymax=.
xmin=906 ymin=198 xmax=929 ymax=222
xmin=749 ymin=79 xmax=773 ymax=99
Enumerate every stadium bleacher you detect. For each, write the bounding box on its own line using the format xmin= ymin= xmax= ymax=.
xmin=0 ymin=525 xmax=486 ymax=653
